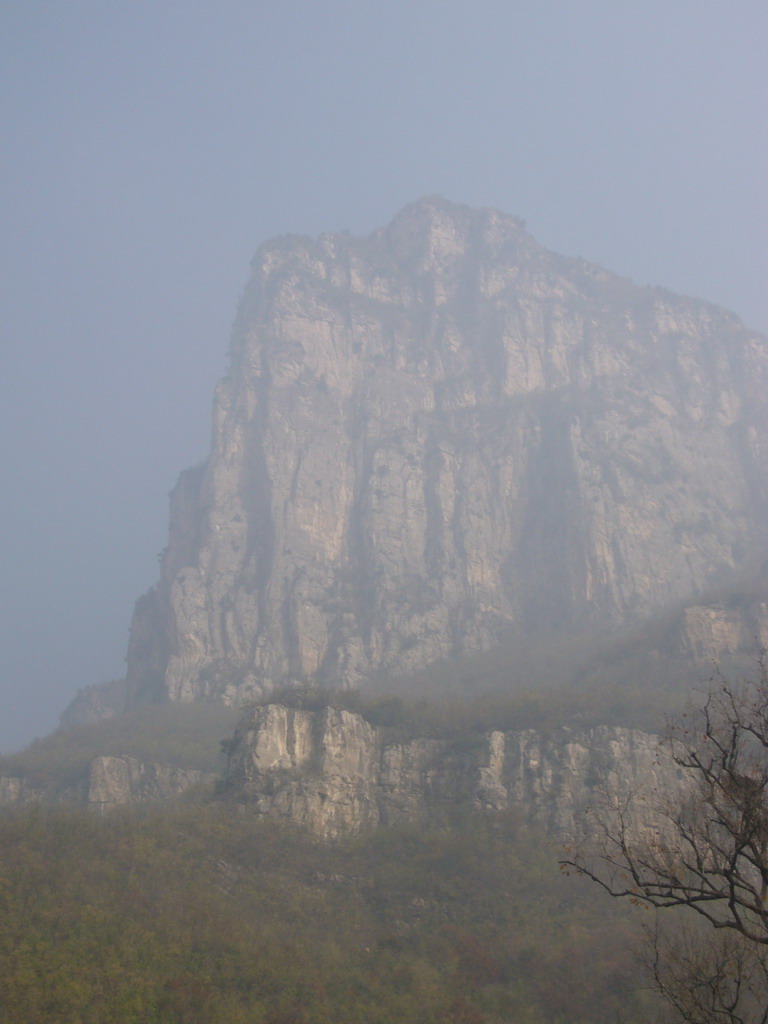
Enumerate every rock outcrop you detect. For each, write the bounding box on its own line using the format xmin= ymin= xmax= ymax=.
xmin=0 ymin=775 xmax=47 ymax=805
xmin=85 ymin=757 xmax=213 ymax=811
xmin=222 ymin=703 xmax=680 ymax=840
xmin=0 ymin=758 xmax=213 ymax=811
xmin=0 ymin=708 xmax=675 ymax=840
xmin=124 ymin=197 xmax=768 ymax=710
xmin=679 ymin=598 xmax=768 ymax=665
xmin=59 ymin=679 xmax=128 ymax=729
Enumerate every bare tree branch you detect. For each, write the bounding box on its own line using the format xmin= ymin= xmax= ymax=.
xmin=560 ymin=655 xmax=768 ymax=1021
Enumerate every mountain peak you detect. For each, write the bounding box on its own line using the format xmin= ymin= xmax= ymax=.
xmin=121 ymin=201 xmax=768 ymax=711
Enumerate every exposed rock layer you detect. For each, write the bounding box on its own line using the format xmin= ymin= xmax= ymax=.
xmin=0 ymin=758 xmax=213 ymax=811
xmin=0 ymin=707 xmax=675 ymax=846
xmin=86 ymin=757 xmax=213 ymax=811
xmin=125 ymin=197 xmax=768 ymax=708
xmin=60 ymin=679 xmax=128 ymax=728
xmin=223 ymin=703 xmax=680 ymax=840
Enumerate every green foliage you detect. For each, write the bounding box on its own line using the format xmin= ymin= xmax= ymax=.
xmin=0 ymin=801 xmax=658 ymax=1024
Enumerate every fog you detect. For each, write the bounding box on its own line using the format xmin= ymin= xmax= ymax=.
xmin=1 ymin=1 xmax=766 ymax=752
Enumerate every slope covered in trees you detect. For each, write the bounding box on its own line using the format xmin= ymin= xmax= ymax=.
xmin=0 ymin=800 xmax=659 ymax=1023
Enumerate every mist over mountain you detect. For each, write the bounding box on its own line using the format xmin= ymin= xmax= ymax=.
xmin=88 ymin=197 xmax=768 ymax=718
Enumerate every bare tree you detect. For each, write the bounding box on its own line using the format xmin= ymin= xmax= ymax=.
xmin=561 ymin=659 xmax=768 ymax=1023
xmin=642 ymin=919 xmax=768 ymax=1023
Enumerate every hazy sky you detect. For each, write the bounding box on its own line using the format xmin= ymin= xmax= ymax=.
xmin=1 ymin=1 xmax=766 ymax=752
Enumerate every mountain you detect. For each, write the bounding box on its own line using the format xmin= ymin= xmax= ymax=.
xmin=120 ymin=197 xmax=768 ymax=711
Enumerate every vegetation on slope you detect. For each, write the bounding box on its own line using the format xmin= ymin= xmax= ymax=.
xmin=0 ymin=703 xmax=240 ymax=791
xmin=0 ymin=800 xmax=660 ymax=1024
xmin=265 ymin=679 xmax=680 ymax=742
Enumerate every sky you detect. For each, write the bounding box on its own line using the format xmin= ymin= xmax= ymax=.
xmin=1 ymin=0 xmax=766 ymax=753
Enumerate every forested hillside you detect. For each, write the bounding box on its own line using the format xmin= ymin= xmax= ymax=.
xmin=0 ymin=800 xmax=659 ymax=1023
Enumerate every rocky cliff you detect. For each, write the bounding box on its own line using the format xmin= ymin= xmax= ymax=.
xmin=0 ymin=705 xmax=678 ymax=847
xmin=85 ymin=757 xmax=213 ymax=811
xmin=0 ymin=757 xmax=213 ymax=811
xmin=222 ymin=702 xmax=680 ymax=840
xmin=124 ymin=196 xmax=768 ymax=710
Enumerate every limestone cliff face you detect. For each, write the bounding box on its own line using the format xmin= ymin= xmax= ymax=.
xmin=126 ymin=197 xmax=768 ymax=708
xmin=223 ymin=703 xmax=680 ymax=840
xmin=0 ymin=757 xmax=213 ymax=810
xmin=0 ymin=708 xmax=675 ymax=842
xmin=85 ymin=757 xmax=213 ymax=812
xmin=0 ymin=775 xmax=47 ymax=805
xmin=59 ymin=679 xmax=128 ymax=728
xmin=679 ymin=598 xmax=768 ymax=664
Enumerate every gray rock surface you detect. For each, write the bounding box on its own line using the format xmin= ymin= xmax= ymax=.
xmin=123 ymin=197 xmax=768 ymax=710
xmin=85 ymin=756 xmax=214 ymax=811
xmin=0 ymin=758 xmax=213 ymax=811
xmin=0 ymin=775 xmax=47 ymax=804
xmin=223 ymin=703 xmax=680 ymax=840
xmin=0 ymin=700 xmax=683 ymax=840
xmin=59 ymin=679 xmax=128 ymax=728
